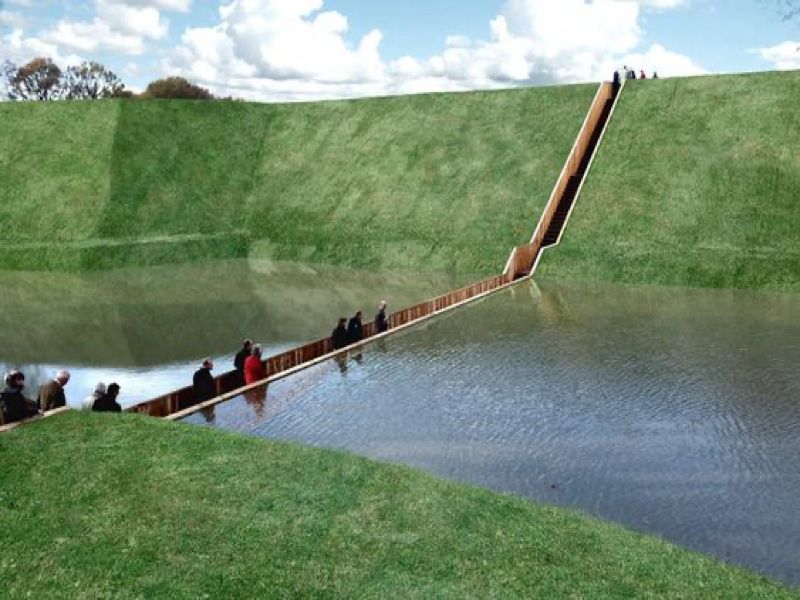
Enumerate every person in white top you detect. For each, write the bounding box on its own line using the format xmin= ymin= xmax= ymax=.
xmin=82 ymin=382 xmax=106 ymax=411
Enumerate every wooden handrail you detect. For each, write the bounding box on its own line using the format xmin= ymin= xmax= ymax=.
xmin=0 ymin=406 xmax=70 ymax=434
xmin=503 ymin=82 xmax=616 ymax=280
xmin=126 ymin=270 xmax=517 ymax=419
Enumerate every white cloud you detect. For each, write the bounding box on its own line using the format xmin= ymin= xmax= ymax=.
xmin=639 ymin=0 xmax=687 ymax=8
xmin=0 ymin=0 xmax=678 ymax=102
xmin=95 ymin=0 xmax=169 ymax=40
xmin=0 ymin=28 xmax=85 ymax=72
xmin=113 ymin=0 xmax=192 ymax=11
xmin=755 ymin=41 xmax=800 ymax=71
xmin=34 ymin=0 xmax=176 ymax=57
xmin=615 ymin=43 xmax=708 ymax=77
xmin=0 ymin=10 xmax=26 ymax=29
xmin=42 ymin=20 xmax=149 ymax=55
xmin=165 ymin=0 xmax=704 ymax=101
xmin=210 ymin=0 xmax=384 ymax=83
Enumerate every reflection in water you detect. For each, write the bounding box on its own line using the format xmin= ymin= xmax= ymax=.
xmin=183 ymin=280 xmax=800 ymax=585
xmin=244 ymin=385 xmax=268 ymax=419
xmin=0 ymin=260 xmax=470 ymax=407
xmin=200 ymin=405 xmax=216 ymax=425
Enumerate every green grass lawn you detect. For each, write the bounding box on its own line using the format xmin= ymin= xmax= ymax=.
xmin=537 ymin=71 xmax=800 ymax=292
xmin=1 ymin=413 xmax=796 ymax=598
xmin=0 ymin=84 xmax=596 ymax=275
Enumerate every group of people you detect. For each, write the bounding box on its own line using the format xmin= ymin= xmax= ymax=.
xmin=0 ymin=369 xmax=122 ymax=426
xmin=332 ymin=301 xmax=389 ymax=351
xmin=189 ymin=301 xmax=391 ymax=404
xmin=3 ymin=300 xmax=396 ymax=425
xmin=614 ymin=66 xmax=658 ymax=87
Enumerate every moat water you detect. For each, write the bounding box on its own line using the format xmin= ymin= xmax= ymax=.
xmin=4 ymin=259 xmax=799 ymax=584
xmin=181 ymin=279 xmax=800 ymax=585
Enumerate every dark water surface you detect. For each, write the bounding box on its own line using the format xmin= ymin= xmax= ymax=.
xmin=0 ymin=260 xmax=469 ymax=407
xmin=183 ymin=280 xmax=800 ymax=585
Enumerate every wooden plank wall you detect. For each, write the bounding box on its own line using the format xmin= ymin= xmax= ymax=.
xmin=529 ymin=83 xmax=614 ymax=254
xmin=502 ymin=82 xmax=614 ymax=281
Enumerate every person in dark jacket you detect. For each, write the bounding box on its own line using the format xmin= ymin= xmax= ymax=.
xmin=37 ymin=370 xmax=70 ymax=412
xmin=347 ymin=311 xmax=364 ymax=344
xmin=0 ymin=371 xmax=39 ymax=425
xmin=332 ymin=318 xmax=349 ymax=350
xmin=92 ymin=383 xmax=122 ymax=413
xmin=613 ymin=70 xmax=621 ymax=93
xmin=193 ymin=358 xmax=215 ymax=403
xmin=234 ymin=339 xmax=252 ymax=384
xmin=375 ymin=301 xmax=389 ymax=334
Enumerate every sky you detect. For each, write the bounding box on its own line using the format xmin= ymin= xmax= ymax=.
xmin=1 ymin=0 xmax=798 ymax=102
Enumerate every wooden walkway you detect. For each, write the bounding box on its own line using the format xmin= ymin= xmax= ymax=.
xmin=2 ymin=81 xmax=621 ymax=429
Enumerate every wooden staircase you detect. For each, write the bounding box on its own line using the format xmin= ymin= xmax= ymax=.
xmin=541 ymin=95 xmax=615 ymax=247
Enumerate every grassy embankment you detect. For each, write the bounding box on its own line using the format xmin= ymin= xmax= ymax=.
xmin=537 ymin=71 xmax=800 ymax=292
xmin=1 ymin=413 xmax=796 ymax=598
xmin=0 ymin=84 xmax=596 ymax=275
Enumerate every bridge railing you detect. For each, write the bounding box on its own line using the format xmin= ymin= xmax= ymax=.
xmin=501 ymin=82 xmax=615 ymax=281
xmin=127 ymin=271 xmax=515 ymax=418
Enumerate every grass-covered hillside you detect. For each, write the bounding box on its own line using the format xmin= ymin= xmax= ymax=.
xmin=1 ymin=412 xmax=796 ymax=598
xmin=0 ymin=84 xmax=596 ymax=274
xmin=538 ymin=71 xmax=800 ymax=292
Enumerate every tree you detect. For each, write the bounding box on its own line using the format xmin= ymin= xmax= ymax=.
xmin=2 ymin=58 xmax=62 ymax=101
xmin=142 ymin=76 xmax=214 ymax=100
xmin=61 ymin=62 xmax=127 ymax=100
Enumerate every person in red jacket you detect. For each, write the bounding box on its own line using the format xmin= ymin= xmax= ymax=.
xmin=244 ymin=344 xmax=265 ymax=385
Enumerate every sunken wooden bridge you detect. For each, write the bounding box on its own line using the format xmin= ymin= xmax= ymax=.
xmin=0 ymin=80 xmax=620 ymax=432
xmin=125 ymin=81 xmax=621 ymax=421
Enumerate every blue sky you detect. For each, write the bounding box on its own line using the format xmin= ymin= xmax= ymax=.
xmin=1 ymin=1 xmax=798 ymax=101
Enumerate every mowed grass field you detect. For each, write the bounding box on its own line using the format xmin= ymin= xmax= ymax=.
xmin=1 ymin=412 xmax=796 ymax=599
xmin=537 ymin=71 xmax=800 ymax=291
xmin=0 ymin=84 xmax=596 ymax=274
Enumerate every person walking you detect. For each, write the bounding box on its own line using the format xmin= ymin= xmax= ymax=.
xmin=244 ymin=344 xmax=265 ymax=385
xmin=653 ymin=71 xmax=659 ymax=79
xmin=613 ymin=70 xmax=621 ymax=94
xmin=234 ymin=339 xmax=252 ymax=384
xmin=37 ymin=370 xmax=70 ymax=412
xmin=332 ymin=318 xmax=349 ymax=350
xmin=82 ymin=383 xmax=106 ymax=411
xmin=193 ymin=358 xmax=215 ymax=403
xmin=640 ymin=69 xmax=647 ymax=80
xmin=347 ymin=311 xmax=364 ymax=345
xmin=375 ymin=301 xmax=389 ymax=334
xmin=92 ymin=383 xmax=122 ymax=413
xmin=0 ymin=371 xmax=39 ymax=425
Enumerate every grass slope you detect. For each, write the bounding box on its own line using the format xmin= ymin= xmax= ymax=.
xmin=0 ymin=85 xmax=596 ymax=274
xmin=1 ymin=413 xmax=796 ymax=598
xmin=538 ymin=71 xmax=800 ymax=291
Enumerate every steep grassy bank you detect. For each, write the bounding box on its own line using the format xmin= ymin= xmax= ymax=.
xmin=1 ymin=412 xmax=795 ymax=598
xmin=0 ymin=84 xmax=596 ymax=274
xmin=537 ymin=71 xmax=800 ymax=291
